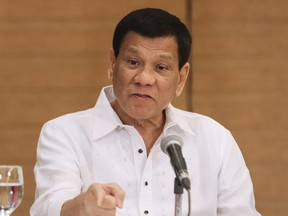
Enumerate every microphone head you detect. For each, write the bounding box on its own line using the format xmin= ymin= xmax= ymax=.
xmin=161 ymin=135 xmax=183 ymax=154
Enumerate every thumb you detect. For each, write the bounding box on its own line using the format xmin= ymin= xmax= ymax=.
xmin=103 ymin=183 xmax=125 ymax=208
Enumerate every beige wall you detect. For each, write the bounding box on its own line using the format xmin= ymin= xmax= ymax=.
xmin=192 ymin=0 xmax=288 ymax=215
xmin=0 ymin=0 xmax=287 ymax=215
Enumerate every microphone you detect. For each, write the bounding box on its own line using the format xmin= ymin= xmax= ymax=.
xmin=161 ymin=135 xmax=191 ymax=190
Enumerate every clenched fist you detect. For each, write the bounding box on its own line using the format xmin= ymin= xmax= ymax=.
xmin=61 ymin=183 xmax=125 ymax=216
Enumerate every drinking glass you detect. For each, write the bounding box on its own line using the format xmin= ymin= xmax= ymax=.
xmin=0 ymin=166 xmax=24 ymax=215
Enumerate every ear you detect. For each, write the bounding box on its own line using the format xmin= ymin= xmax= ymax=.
xmin=175 ymin=63 xmax=190 ymax=97
xmin=108 ymin=49 xmax=116 ymax=81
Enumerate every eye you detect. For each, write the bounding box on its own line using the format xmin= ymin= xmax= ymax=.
xmin=156 ymin=64 xmax=169 ymax=72
xmin=128 ymin=59 xmax=139 ymax=66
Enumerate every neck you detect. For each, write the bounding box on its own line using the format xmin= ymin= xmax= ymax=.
xmin=111 ymin=100 xmax=166 ymax=154
xmin=111 ymin=100 xmax=165 ymax=129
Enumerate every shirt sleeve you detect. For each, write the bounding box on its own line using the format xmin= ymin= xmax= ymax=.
xmin=217 ymin=130 xmax=261 ymax=216
xmin=30 ymin=121 xmax=83 ymax=216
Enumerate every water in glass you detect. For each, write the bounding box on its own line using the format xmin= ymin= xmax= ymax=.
xmin=0 ymin=166 xmax=24 ymax=215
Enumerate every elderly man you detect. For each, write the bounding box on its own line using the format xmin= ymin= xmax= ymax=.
xmin=31 ymin=8 xmax=260 ymax=216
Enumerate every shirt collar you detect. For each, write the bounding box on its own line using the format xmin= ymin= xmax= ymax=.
xmin=92 ymin=85 xmax=196 ymax=140
xmin=164 ymin=104 xmax=197 ymax=137
xmin=92 ymin=86 xmax=123 ymax=140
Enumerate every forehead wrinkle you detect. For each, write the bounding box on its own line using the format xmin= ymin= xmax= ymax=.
xmin=126 ymin=46 xmax=174 ymax=62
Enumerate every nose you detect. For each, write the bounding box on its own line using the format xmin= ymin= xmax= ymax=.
xmin=133 ymin=66 xmax=156 ymax=86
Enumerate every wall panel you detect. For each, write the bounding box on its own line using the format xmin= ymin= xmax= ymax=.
xmin=192 ymin=0 xmax=288 ymax=215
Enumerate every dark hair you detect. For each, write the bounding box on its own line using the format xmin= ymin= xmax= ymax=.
xmin=112 ymin=8 xmax=192 ymax=69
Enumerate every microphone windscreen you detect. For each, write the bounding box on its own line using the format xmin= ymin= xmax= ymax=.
xmin=161 ymin=135 xmax=183 ymax=154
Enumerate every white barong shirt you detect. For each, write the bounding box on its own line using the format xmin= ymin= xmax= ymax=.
xmin=31 ymin=86 xmax=260 ymax=216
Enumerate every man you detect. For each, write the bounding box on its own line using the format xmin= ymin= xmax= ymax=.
xmin=31 ymin=8 xmax=261 ymax=216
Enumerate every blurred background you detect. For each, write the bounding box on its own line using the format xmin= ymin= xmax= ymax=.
xmin=0 ymin=0 xmax=287 ymax=215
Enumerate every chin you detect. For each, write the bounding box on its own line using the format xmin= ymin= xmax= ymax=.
xmin=129 ymin=111 xmax=151 ymax=121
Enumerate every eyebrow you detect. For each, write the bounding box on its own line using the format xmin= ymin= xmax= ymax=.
xmin=126 ymin=47 xmax=174 ymax=61
xmin=159 ymin=54 xmax=173 ymax=61
xmin=126 ymin=47 xmax=140 ymax=55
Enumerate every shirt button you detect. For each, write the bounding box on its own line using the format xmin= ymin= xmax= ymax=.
xmin=144 ymin=181 xmax=148 ymax=186
xmin=138 ymin=149 xmax=143 ymax=154
xmin=144 ymin=210 xmax=149 ymax=214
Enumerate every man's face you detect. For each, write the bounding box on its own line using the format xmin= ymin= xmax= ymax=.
xmin=109 ymin=32 xmax=189 ymax=122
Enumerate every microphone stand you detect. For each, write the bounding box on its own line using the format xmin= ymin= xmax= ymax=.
xmin=174 ymin=177 xmax=183 ymax=216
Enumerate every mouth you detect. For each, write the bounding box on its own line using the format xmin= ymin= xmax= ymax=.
xmin=132 ymin=93 xmax=152 ymax=99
